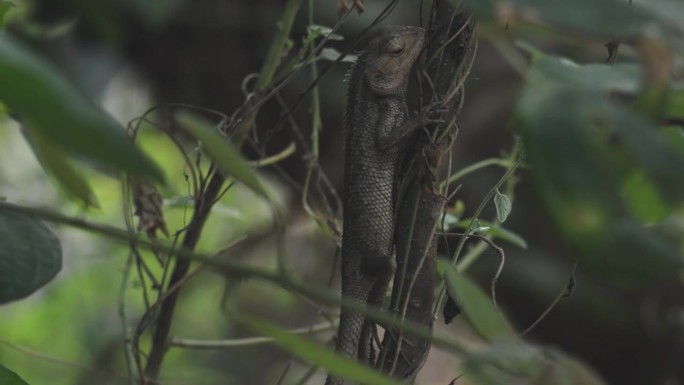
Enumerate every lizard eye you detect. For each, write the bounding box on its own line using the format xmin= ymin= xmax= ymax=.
xmin=390 ymin=47 xmax=404 ymax=56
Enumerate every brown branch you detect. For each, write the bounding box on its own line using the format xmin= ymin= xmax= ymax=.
xmin=143 ymin=173 xmax=225 ymax=380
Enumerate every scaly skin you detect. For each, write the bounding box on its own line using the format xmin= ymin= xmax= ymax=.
xmin=326 ymin=25 xmax=425 ymax=385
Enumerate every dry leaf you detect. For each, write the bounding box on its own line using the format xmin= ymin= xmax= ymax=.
xmin=131 ymin=177 xmax=169 ymax=239
xmin=338 ymin=0 xmax=364 ymax=18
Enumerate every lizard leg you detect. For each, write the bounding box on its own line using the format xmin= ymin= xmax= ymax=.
xmin=376 ymin=105 xmax=446 ymax=151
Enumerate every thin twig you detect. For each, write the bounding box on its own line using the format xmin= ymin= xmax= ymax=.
xmin=521 ymin=260 xmax=578 ymax=336
xmin=169 ymin=322 xmax=335 ymax=349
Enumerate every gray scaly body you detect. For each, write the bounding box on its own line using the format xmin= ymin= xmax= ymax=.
xmin=326 ymin=25 xmax=425 ymax=385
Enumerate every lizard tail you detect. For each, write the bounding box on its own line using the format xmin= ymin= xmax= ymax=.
xmin=325 ymin=296 xmax=366 ymax=385
xmin=325 ymin=276 xmax=372 ymax=385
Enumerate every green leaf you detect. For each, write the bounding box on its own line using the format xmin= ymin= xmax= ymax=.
xmin=539 ymin=350 xmax=607 ymax=385
xmin=463 ymin=342 xmax=542 ymax=385
xmin=597 ymin=220 xmax=682 ymax=285
xmin=609 ymin=104 xmax=684 ymax=206
xmin=443 ymin=263 xmax=517 ymax=341
xmin=0 ymin=364 xmax=29 ymax=385
xmin=473 ymin=226 xmax=491 ymax=235
xmin=235 ymin=310 xmax=400 ymax=385
xmin=175 ymin=112 xmax=270 ymax=199
xmin=0 ymin=210 xmax=61 ymax=304
xmin=462 ymin=0 xmax=668 ymax=38
xmin=0 ymin=2 xmax=14 ymax=26
xmin=519 ymin=86 xmax=682 ymax=287
xmin=621 ymin=169 xmax=669 ymax=222
xmin=668 ymin=86 xmax=684 ymax=119
xmin=494 ymin=190 xmax=512 ymax=223
xmin=634 ymin=0 xmax=684 ymax=31
xmin=318 ymin=47 xmax=356 ymax=63
xmin=444 ymin=218 xmax=528 ymax=249
xmin=530 ymin=57 xmax=641 ymax=94
xmin=0 ymin=34 xmax=164 ymax=182
xmin=22 ymin=127 xmax=99 ymax=208
xmin=307 ymin=25 xmax=344 ymax=41
xmin=520 ymin=88 xmax=621 ymax=229
xmin=463 ymin=343 xmax=607 ymax=385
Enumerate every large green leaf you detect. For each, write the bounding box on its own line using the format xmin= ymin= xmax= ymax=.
xmin=533 ymin=350 xmax=607 ymax=385
xmin=176 ymin=112 xmax=270 ymax=199
xmin=22 ymin=127 xmax=99 ymax=208
xmin=621 ymin=169 xmax=669 ymax=222
xmin=519 ymin=84 xmax=682 ymax=286
xmin=0 ymin=2 xmax=13 ymax=27
xmin=0 ymin=210 xmax=61 ymax=304
xmin=464 ymin=343 xmax=607 ymax=385
xmin=0 ymin=34 xmax=164 ymax=182
xmin=610 ymin=103 xmax=684 ymax=205
xmin=462 ymin=342 xmax=542 ymax=385
xmin=235 ymin=310 xmax=400 ymax=385
xmin=0 ymin=364 xmax=29 ymax=385
xmin=461 ymin=0 xmax=670 ymax=38
xmin=443 ymin=263 xmax=517 ymax=341
xmin=530 ymin=57 xmax=641 ymax=94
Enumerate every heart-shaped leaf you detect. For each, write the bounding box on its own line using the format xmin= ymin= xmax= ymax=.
xmin=0 ymin=210 xmax=62 ymax=304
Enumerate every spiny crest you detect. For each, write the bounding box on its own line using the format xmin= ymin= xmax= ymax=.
xmin=343 ymin=50 xmax=369 ymax=84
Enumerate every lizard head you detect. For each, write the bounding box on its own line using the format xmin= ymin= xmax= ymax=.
xmin=362 ymin=25 xmax=425 ymax=95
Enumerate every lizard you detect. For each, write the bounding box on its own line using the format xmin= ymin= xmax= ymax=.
xmin=326 ymin=25 xmax=426 ymax=385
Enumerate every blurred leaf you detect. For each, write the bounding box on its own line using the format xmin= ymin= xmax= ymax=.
xmin=473 ymin=226 xmax=491 ymax=235
xmin=609 ymin=101 xmax=684 ymax=206
xmin=632 ymin=0 xmax=684 ymax=32
xmin=0 ymin=34 xmax=164 ymax=182
xmin=127 ymin=0 xmax=183 ymax=27
xmin=444 ymin=218 xmax=528 ymax=249
xmin=452 ymin=200 xmax=465 ymax=219
xmin=530 ymin=57 xmax=641 ymax=94
xmin=444 ymin=263 xmax=517 ymax=341
xmin=318 ymin=47 xmax=356 ymax=63
xmin=519 ymin=85 xmax=682 ymax=286
xmin=0 ymin=210 xmax=61 ymax=304
xmin=668 ymin=86 xmax=684 ymax=119
xmin=307 ymin=25 xmax=344 ymax=41
xmin=236 ymin=310 xmax=399 ymax=385
xmin=525 ymin=55 xmax=684 ymax=206
xmin=175 ymin=112 xmax=270 ymax=199
xmin=595 ymin=220 xmax=682 ymax=285
xmin=0 ymin=2 xmax=13 ymax=26
xmin=464 ymin=343 xmax=607 ymax=385
xmin=622 ymin=169 xmax=669 ymax=222
xmin=494 ymin=190 xmax=512 ymax=223
xmin=553 ymin=353 xmax=607 ymax=385
xmin=661 ymin=125 xmax=684 ymax=155
xmin=22 ymin=127 xmax=99 ymax=208
xmin=0 ymin=364 xmax=29 ymax=385
xmin=534 ymin=350 xmax=607 ymax=385
xmin=462 ymin=342 xmax=541 ymax=385
xmin=519 ymin=88 xmax=619 ymax=224
xmin=461 ymin=0 xmax=667 ymax=38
